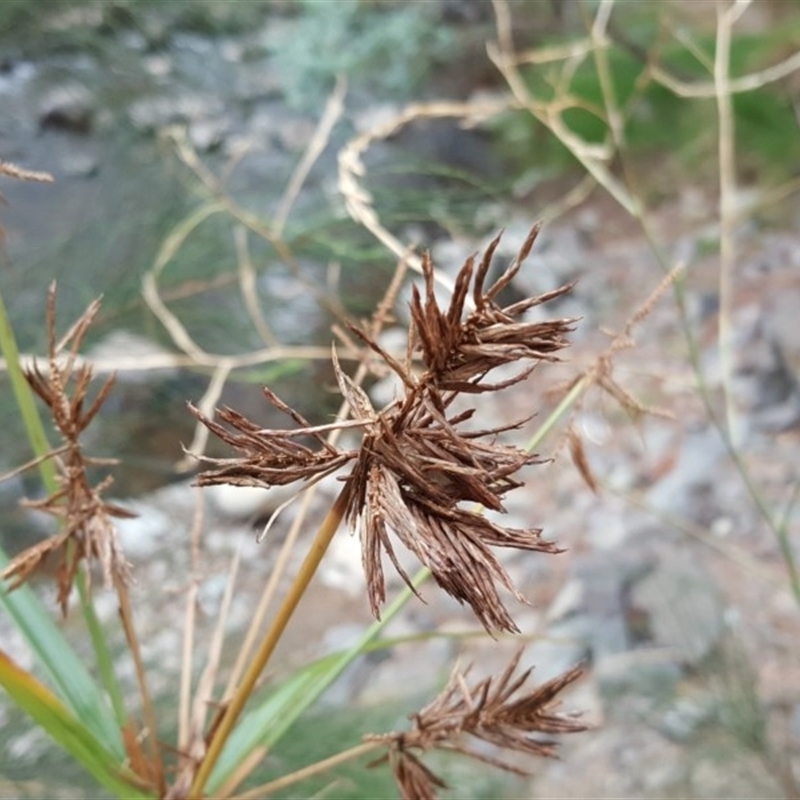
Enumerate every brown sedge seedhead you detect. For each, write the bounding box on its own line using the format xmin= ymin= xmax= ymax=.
xmin=192 ymin=225 xmax=576 ymax=633
xmin=367 ymin=649 xmax=588 ymax=800
xmin=1 ymin=284 xmax=134 ymax=615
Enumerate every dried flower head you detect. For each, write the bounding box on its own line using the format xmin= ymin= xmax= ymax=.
xmin=192 ymin=225 xmax=575 ymax=632
xmin=368 ymin=649 xmax=587 ymax=800
xmin=1 ymin=285 xmax=134 ymax=614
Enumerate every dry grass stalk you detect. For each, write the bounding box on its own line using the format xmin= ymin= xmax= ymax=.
xmin=0 ymin=159 xmax=54 ymax=184
xmin=193 ymin=226 xmax=575 ymax=633
xmin=0 ymin=159 xmax=54 ymax=242
xmin=367 ymin=649 xmax=586 ymax=800
xmin=0 ymin=284 xmax=134 ymax=614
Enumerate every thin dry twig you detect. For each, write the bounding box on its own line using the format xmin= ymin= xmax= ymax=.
xmin=650 ymin=40 xmax=800 ymax=98
xmin=337 ymin=97 xmax=511 ymax=295
xmin=234 ymin=224 xmax=280 ymax=348
xmin=714 ymin=0 xmax=749 ymax=445
xmin=488 ymin=0 xmax=637 ymax=215
xmin=273 ymin=75 xmax=347 ymax=235
xmin=558 ymin=261 xmax=684 ymax=427
xmin=0 ymin=159 xmax=54 ymax=184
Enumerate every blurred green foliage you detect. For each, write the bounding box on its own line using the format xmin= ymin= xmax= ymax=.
xmin=267 ymin=0 xmax=455 ymax=110
xmin=492 ymin=8 xmax=800 ymax=182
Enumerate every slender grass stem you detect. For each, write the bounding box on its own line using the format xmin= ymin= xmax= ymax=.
xmin=525 ymin=377 xmax=588 ymax=454
xmin=81 ymin=582 xmax=127 ymax=727
xmin=231 ymin=741 xmax=383 ymax=800
xmin=116 ymin=575 xmax=164 ymax=794
xmin=0 ymin=287 xmax=56 ymax=493
xmin=190 ymin=485 xmax=351 ymax=798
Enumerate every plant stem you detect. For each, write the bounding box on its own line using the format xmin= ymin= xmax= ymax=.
xmin=231 ymin=741 xmax=382 ymax=800
xmin=525 ymin=377 xmax=588 ymax=453
xmin=189 ymin=484 xmax=351 ymax=798
xmin=0 ymin=287 xmax=56 ymax=493
xmin=216 ymin=568 xmax=432 ymax=796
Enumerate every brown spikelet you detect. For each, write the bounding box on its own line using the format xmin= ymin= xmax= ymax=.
xmin=567 ymin=426 xmax=598 ymax=493
xmin=1 ymin=285 xmax=133 ymax=614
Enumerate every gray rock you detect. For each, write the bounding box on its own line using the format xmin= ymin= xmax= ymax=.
xmin=189 ymin=116 xmax=229 ymax=152
xmin=659 ymin=694 xmax=716 ymax=742
xmin=59 ymin=151 xmax=98 ymax=178
xmin=38 ymin=83 xmax=94 ymax=134
xmin=127 ymin=92 xmax=224 ymax=133
xmin=572 ymin=551 xmax=654 ymax=659
xmin=630 ymin=555 xmax=725 ymax=666
xmin=646 ymin=426 xmax=726 ymax=520
xmin=595 ymin=650 xmax=682 ymax=702
xmin=730 ymin=303 xmax=800 ymax=433
xmin=521 ymin=616 xmax=590 ymax=683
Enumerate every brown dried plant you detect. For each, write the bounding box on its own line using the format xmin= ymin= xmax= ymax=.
xmin=191 ymin=225 xmax=575 ymax=633
xmin=1 ymin=283 xmax=134 ymax=614
xmin=368 ymin=649 xmax=587 ymax=800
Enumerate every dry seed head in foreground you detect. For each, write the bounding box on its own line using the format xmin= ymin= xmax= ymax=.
xmin=368 ymin=649 xmax=587 ymax=800
xmin=192 ymin=225 xmax=575 ymax=632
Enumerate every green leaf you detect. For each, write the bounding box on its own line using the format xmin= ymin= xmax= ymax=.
xmin=0 ymin=548 xmax=124 ymax=757
xmin=209 ymin=651 xmax=344 ymax=792
xmin=0 ymin=649 xmax=153 ymax=799
xmin=208 ymin=572 xmax=429 ymax=793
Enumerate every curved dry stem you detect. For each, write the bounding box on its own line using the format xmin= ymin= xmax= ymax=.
xmin=337 ymin=97 xmax=509 ymax=299
xmin=233 ymin=225 xmax=280 ymax=348
xmin=650 ymin=41 xmax=800 ymax=98
xmin=488 ymin=0 xmax=637 ymax=215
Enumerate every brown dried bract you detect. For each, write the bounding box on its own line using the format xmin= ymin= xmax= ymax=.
xmin=1 ymin=285 xmax=134 ymax=614
xmin=368 ymin=649 xmax=587 ymax=800
xmin=193 ymin=226 xmax=575 ymax=632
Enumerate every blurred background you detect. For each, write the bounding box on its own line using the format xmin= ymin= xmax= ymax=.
xmin=1 ymin=1 xmax=799 ymax=797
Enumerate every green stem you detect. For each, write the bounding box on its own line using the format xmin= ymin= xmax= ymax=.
xmin=525 ymin=377 xmax=588 ymax=453
xmin=79 ymin=576 xmax=127 ymax=727
xmin=232 ymin=741 xmax=383 ymax=800
xmin=0 ymin=287 xmax=56 ymax=494
xmin=255 ymin=567 xmax=431 ymax=750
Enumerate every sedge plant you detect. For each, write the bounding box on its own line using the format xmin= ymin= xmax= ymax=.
xmin=0 ymin=151 xmax=588 ymax=800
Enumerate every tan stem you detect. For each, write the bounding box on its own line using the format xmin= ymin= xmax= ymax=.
xmin=231 ymin=740 xmax=382 ymax=800
xmin=188 ymin=484 xmax=350 ymax=798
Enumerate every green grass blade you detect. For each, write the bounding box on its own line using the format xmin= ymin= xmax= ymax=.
xmin=209 ymin=571 xmax=428 ymax=793
xmin=0 ymin=286 xmax=57 ymax=493
xmin=0 ymin=548 xmax=124 ymax=757
xmin=0 ymin=649 xmax=153 ymax=799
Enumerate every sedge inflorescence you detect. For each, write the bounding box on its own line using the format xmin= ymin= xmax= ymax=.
xmin=192 ymin=224 xmax=575 ymax=633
